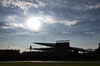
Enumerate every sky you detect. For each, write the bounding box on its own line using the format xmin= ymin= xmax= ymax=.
xmin=0 ymin=0 xmax=100 ymax=52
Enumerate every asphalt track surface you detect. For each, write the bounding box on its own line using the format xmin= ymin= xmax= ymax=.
xmin=0 ymin=61 xmax=100 ymax=63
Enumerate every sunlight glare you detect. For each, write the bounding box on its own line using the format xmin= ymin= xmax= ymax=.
xmin=26 ymin=17 xmax=41 ymax=30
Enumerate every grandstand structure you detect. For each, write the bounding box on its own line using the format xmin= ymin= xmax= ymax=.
xmin=21 ymin=40 xmax=88 ymax=60
xmin=33 ymin=40 xmax=87 ymax=52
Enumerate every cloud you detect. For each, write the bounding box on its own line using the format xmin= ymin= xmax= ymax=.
xmin=88 ymin=4 xmax=100 ymax=9
xmin=43 ymin=17 xmax=57 ymax=24
xmin=38 ymin=0 xmax=46 ymax=7
xmin=2 ymin=23 xmax=24 ymax=29
xmin=43 ymin=16 xmax=79 ymax=26
xmin=5 ymin=16 xmax=16 ymax=22
xmin=0 ymin=15 xmax=24 ymax=29
xmin=86 ymin=4 xmax=100 ymax=10
xmin=0 ymin=0 xmax=46 ymax=11
xmin=59 ymin=20 xmax=79 ymax=26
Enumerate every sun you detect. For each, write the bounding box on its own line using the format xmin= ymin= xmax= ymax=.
xmin=26 ymin=17 xmax=41 ymax=30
